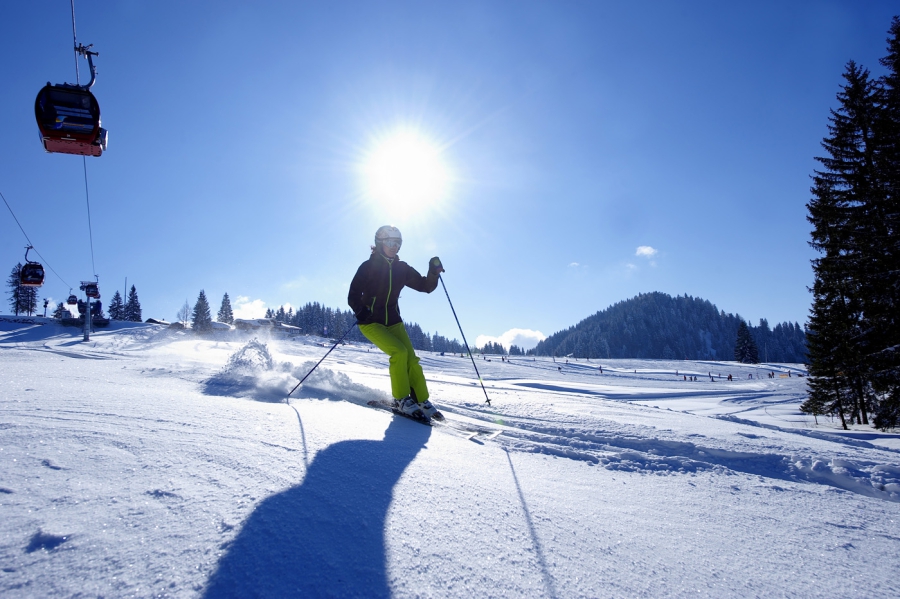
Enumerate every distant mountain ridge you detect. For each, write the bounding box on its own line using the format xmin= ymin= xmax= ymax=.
xmin=531 ymin=292 xmax=807 ymax=363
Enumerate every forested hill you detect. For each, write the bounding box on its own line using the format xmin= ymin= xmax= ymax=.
xmin=531 ymin=292 xmax=807 ymax=363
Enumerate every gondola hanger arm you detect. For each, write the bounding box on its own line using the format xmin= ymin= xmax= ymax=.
xmin=75 ymin=43 xmax=98 ymax=90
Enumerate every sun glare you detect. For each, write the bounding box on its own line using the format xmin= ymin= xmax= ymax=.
xmin=361 ymin=129 xmax=451 ymax=215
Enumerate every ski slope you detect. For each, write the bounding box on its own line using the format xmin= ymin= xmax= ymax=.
xmin=1 ymin=318 xmax=899 ymax=598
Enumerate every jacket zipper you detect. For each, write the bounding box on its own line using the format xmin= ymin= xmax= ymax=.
xmin=385 ymin=260 xmax=393 ymax=325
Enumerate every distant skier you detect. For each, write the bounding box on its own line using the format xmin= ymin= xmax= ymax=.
xmin=348 ymin=225 xmax=445 ymax=420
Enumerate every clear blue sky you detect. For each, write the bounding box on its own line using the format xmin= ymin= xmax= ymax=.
xmin=2 ymin=1 xmax=897 ymax=347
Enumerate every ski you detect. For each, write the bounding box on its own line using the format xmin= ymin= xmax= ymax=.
xmin=457 ymin=427 xmax=502 ymax=442
xmin=366 ymin=399 xmax=432 ymax=426
xmin=364 ymin=399 xmax=502 ymax=440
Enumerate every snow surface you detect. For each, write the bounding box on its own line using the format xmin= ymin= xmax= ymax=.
xmin=1 ymin=317 xmax=899 ymax=598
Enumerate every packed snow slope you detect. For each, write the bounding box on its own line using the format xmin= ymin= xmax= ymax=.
xmin=1 ymin=317 xmax=899 ymax=598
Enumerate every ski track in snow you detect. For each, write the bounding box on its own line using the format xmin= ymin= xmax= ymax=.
xmin=1 ymin=318 xmax=899 ymax=598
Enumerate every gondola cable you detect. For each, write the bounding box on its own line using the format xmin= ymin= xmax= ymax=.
xmin=69 ymin=0 xmax=97 ymax=278
xmin=1 ymin=190 xmax=73 ymax=290
xmin=70 ymin=0 xmax=81 ymax=85
xmin=81 ymin=157 xmax=96 ymax=277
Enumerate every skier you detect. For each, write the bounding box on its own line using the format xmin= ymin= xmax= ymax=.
xmin=348 ymin=225 xmax=445 ymax=420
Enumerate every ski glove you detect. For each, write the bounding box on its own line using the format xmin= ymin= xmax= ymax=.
xmin=354 ymin=307 xmax=372 ymax=323
xmin=429 ymin=257 xmax=445 ymax=275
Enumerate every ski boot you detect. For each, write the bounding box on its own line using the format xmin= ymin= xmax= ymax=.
xmin=395 ymin=396 xmax=426 ymax=418
xmin=418 ymin=399 xmax=444 ymax=421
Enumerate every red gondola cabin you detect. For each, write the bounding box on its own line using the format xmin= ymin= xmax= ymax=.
xmin=19 ymin=262 xmax=45 ymax=287
xmin=34 ymin=84 xmax=107 ymax=157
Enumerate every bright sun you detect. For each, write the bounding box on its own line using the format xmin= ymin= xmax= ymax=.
xmin=361 ymin=128 xmax=452 ymax=215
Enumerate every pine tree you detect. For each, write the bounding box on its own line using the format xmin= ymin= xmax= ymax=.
xmin=6 ymin=264 xmax=21 ymax=314
xmin=6 ymin=263 xmax=38 ymax=316
xmin=217 ymin=293 xmax=234 ymax=324
xmin=734 ymin=321 xmax=759 ymax=363
xmin=108 ymin=291 xmax=124 ymax=320
xmin=52 ymin=301 xmax=68 ymax=319
xmin=805 ymin=298 xmax=855 ymax=429
xmin=192 ymin=290 xmax=213 ymax=333
xmin=799 ymin=386 xmax=829 ymax=426
xmin=806 ymin=60 xmax=879 ymax=427
xmin=124 ymin=285 xmax=142 ymax=322
xmin=870 ymin=16 xmax=900 ymax=430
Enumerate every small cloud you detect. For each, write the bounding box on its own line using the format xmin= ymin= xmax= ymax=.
xmin=626 ymin=263 xmax=637 ymax=270
xmin=475 ymin=328 xmax=546 ymax=351
xmin=569 ymin=262 xmax=580 ymax=268
xmin=635 ymin=246 xmax=658 ymax=258
xmin=233 ymin=296 xmax=267 ymax=320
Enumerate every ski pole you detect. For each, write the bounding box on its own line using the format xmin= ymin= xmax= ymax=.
xmin=287 ymin=321 xmax=358 ymax=398
xmin=439 ymin=274 xmax=491 ymax=406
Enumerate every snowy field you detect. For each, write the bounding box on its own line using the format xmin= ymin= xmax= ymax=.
xmin=1 ymin=317 xmax=899 ymax=598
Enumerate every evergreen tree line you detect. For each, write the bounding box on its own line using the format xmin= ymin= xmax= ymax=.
xmin=477 ymin=341 xmax=527 ymax=356
xmin=529 ymin=292 xmax=807 ymax=363
xmin=269 ymin=300 xmax=467 ymax=354
xmin=802 ymin=17 xmax=900 ymax=431
xmin=188 ymin=291 xmax=469 ymax=353
xmin=106 ymin=285 xmax=142 ymax=322
xmin=479 ymin=341 xmax=506 ymax=355
xmin=6 ymin=262 xmax=142 ymax=322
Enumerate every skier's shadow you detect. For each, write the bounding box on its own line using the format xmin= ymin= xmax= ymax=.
xmin=203 ymin=416 xmax=431 ymax=599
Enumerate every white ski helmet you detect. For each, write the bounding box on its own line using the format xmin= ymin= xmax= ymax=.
xmin=374 ymin=225 xmax=402 ymax=249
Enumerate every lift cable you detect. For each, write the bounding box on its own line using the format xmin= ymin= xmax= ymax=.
xmin=1 ymin=190 xmax=73 ymax=290
xmin=70 ymin=0 xmax=98 ymax=277
xmin=71 ymin=0 xmax=81 ymax=84
xmin=81 ymin=157 xmax=97 ymax=277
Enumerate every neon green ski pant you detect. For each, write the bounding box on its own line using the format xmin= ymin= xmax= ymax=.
xmin=359 ymin=322 xmax=429 ymax=401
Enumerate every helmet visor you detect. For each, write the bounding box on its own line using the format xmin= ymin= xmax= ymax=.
xmin=381 ymin=238 xmax=402 ymax=250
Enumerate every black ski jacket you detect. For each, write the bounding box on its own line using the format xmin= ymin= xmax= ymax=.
xmin=348 ymin=251 xmax=439 ymax=326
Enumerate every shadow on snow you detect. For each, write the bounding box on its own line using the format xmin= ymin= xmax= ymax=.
xmin=203 ymin=416 xmax=431 ymax=598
